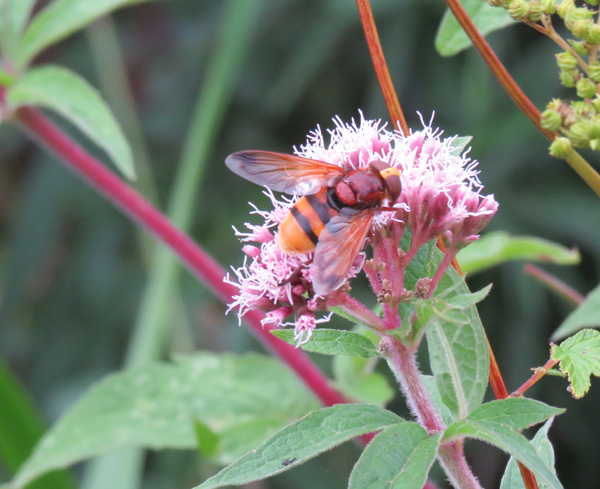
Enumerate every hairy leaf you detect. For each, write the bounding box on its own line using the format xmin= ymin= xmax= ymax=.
xmin=12 ymin=353 xmax=319 ymax=488
xmin=348 ymin=423 xmax=440 ymax=489
xmin=444 ymin=420 xmax=563 ymax=489
xmin=7 ymin=66 xmax=135 ymax=178
xmin=435 ymin=0 xmax=515 ymax=57
xmin=194 ymin=404 xmax=402 ymax=489
xmin=551 ymin=329 xmax=600 ymax=398
xmin=552 ymin=284 xmax=600 ymax=340
xmin=0 ymin=0 xmax=37 ymax=62
xmin=271 ymin=328 xmax=379 ymax=357
xmin=7 ymin=65 xmax=135 ymax=179
xmin=467 ymin=398 xmax=564 ymax=430
xmin=457 ymin=232 xmax=580 ymax=275
xmin=500 ymin=419 xmax=556 ymax=489
xmin=18 ymin=0 xmax=153 ymax=66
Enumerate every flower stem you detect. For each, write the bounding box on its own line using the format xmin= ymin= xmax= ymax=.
xmin=381 ymin=336 xmax=483 ymax=489
xmin=524 ymin=264 xmax=585 ymax=307
xmin=355 ymin=0 xmax=409 ymax=134
xmin=511 ymin=358 xmax=559 ymax=398
xmin=14 ymin=104 xmax=349 ymax=409
xmin=327 ymin=293 xmax=387 ymax=332
xmin=437 ymin=441 xmax=483 ymax=489
xmin=381 ymin=336 xmax=443 ymax=431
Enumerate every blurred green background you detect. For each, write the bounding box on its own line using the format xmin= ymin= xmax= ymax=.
xmin=0 ymin=0 xmax=599 ymax=488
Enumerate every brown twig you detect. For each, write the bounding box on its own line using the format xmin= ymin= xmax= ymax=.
xmin=355 ymin=0 xmax=409 ymax=135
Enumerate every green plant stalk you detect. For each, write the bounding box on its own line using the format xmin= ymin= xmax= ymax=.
xmin=85 ymin=15 xmax=196 ymax=354
xmin=84 ymin=0 xmax=260 ymax=489
xmin=80 ymin=2 xmax=263 ymax=489
xmin=125 ymin=0 xmax=263 ymax=367
xmin=86 ymin=17 xmax=160 ymax=246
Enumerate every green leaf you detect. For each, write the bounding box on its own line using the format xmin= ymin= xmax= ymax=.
xmin=421 ymin=375 xmax=455 ymax=427
xmin=271 ymin=328 xmax=380 ymax=357
xmin=435 ymin=0 xmax=515 ymax=57
xmin=194 ymin=404 xmax=403 ymax=489
xmin=194 ymin=421 xmax=219 ymax=458
xmin=444 ymin=420 xmax=563 ymax=489
xmin=448 ymin=135 xmax=472 ymax=156
xmin=398 ymin=236 xmax=489 ymax=421
xmin=348 ymin=423 xmax=441 ymax=489
xmin=500 ymin=419 xmax=556 ymax=489
xmin=552 ymin=283 xmax=600 ymax=340
xmin=12 ymin=353 xmax=319 ymax=488
xmin=333 ymin=355 xmax=395 ymax=406
xmin=467 ymin=398 xmax=564 ymax=430
xmin=424 ymin=285 xmax=489 ymax=420
xmin=442 ymin=284 xmax=492 ymax=310
xmin=7 ymin=65 xmax=135 ymax=179
xmin=551 ymin=329 xmax=600 ymax=398
xmin=457 ymin=232 xmax=580 ymax=275
xmin=0 ymin=0 xmax=37 ymax=63
xmin=0 ymin=358 xmax=76 ymax=489
xmin=17 ymin=0 xmax=153 ymax=67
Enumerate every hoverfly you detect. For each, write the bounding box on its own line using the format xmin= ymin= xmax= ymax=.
xmin=226 ymin=151 xmax=401 ymax=295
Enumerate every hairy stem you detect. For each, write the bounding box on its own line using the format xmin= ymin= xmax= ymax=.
xmin=382 ymin=336 xmax=483 ymax=489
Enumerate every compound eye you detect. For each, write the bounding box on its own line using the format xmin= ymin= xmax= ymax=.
xmin=368 ymin=160 xmax=388 ymax=172
xmin=368 ymin=161 xmax=401 ymax=202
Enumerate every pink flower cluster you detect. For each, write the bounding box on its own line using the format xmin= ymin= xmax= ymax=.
xmin=226 ymin=113 xmax=498 ymax=343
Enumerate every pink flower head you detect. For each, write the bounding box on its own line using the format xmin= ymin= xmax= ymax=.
xmin=226 ymin=113 xmax=498 ymax=338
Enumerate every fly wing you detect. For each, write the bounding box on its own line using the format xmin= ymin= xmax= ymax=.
xmin=226 ymin=150 xmax=344 ymax=195
xmin=312 ymin=209 xmax=374 ymax=295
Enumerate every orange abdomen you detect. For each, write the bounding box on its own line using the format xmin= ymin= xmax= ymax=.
xmin=277 ymin=188 xmax=337 ymax=254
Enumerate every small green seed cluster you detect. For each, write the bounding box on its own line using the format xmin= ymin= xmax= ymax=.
xmin=489 ymin=0 xmax=600 ymax=155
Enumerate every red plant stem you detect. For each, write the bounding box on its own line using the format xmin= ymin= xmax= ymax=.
xmin=355 ymin=0 xmax=409 ymax=135
xmin=486 ymin=336 xmax=510 ymax=399
xmin=443 ymin=0 xmax=555 ymax=141
xmin=511 ymin=358 xmax=559 ymax=398
xmin=524 ymin=264 xmax=585 ymax=307
xmin=15 ymin=105 xmax=349 ymax=409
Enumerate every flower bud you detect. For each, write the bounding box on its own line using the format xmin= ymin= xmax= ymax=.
xmin=565 ymin=7 xmax=594 ymax=30
xmin=571 ymin=19 xmax=590 ymax=39
xmin=549 ymin=137 xmax=573 ymax=157
xmin=557 ymin=0 xmax=575 ymax=18
xmin=592 ymin=96 xmax=600 ymax=112
xmin=560 ymin=69 xmax=577 ymax=87
xmin=584 ymin=24 xmax=600 ymax=44
xmin=541 ymin=109 xmax=563 ymax=131
xmin=576 ymin=77 xmax=597 ymax=98
xmin=528 ymin=2 xmax=545 ymax=22
xmin=546 ymin=98 xmax=563 ymax=111
xmin=571 ymin=100 xmax=591 ymax=115
xmin=541 ymin=0 xmax=556 ymax=14
xmin=508 ymin=0 xmax=530 ymax=20
xmin=566 ymin=120 xmax=590 ymax=146
xmin=589 ymin=138 xmax=600 ymax=150
xmin=556 ymin=51 xmax=578 ymax=71
xmin=570 ymin=41 xmax=588 ymax=57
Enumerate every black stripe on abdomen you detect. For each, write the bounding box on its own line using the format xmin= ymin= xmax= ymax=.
xmin=290 ymin=205 xmax=319 ymax=245
xmin=306 ymin=191 xmax=334 ymax=225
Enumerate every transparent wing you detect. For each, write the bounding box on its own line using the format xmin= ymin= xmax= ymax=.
xmin=225 ymin=150 xmax=344 ymax=195
xmin=312 ymin=209 xmax=374 ymax=295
